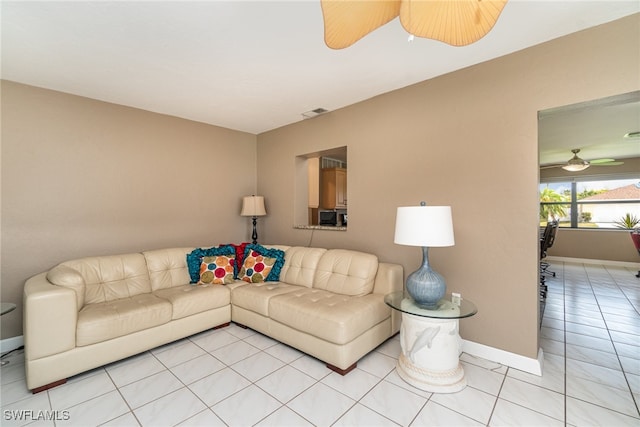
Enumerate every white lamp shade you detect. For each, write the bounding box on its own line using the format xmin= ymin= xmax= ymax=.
xmin=394 ymin=205 xmax=454 ymax=247
xmin=240 ymin=196 xmax=266 ymax=217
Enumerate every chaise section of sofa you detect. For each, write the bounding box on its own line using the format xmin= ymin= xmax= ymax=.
xmin=23 ymin=248 xmax=232 ymax=392
xmin=231 ymin=246 xmax=403 ymax=374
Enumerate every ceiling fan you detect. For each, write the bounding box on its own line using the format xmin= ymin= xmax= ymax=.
xmin=320 ymin=0 xmax=509 ymax=49
xmin=541 ymin=149 xmax=624 ymax=172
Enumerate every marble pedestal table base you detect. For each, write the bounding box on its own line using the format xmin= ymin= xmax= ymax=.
xmin=397 ymin=312 xmax=465 ymax=393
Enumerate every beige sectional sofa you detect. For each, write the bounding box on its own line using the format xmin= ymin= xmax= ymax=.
xmin=23 ymin=245 xmax=403 ymax=392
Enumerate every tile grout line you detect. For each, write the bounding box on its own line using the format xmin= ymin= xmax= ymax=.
xmin=485 ymin=365 xmax=510 ymax=426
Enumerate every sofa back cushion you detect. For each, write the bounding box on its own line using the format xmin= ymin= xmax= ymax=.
xmin=312 ymin=249 xmax=378 ymax=296
xmin=279 ymin=247 xmax=327 ymax=288
xmin=61 ymin=253 xmax=151 ymax=305
xmin=143 ymin=248 xmax=194 ymax=291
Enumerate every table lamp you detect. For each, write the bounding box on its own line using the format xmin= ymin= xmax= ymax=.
xmin=241 ymin=195 xmax=267 ymax=244
xmin=394 ymin=202 xmax=455 ymax=309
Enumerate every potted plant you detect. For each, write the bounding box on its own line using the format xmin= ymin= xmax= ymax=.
xmin=614 ymin=213 xmax=640 ymax=229
xmin=616 ymin=213 xmax=640 ymax=278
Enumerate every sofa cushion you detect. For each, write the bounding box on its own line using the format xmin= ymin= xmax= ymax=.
xmin=312 ymin=249 xmax=378 ymax=296
xmin=269 ymin=289 xmax=390 ymax=345
xmin=47 ymin=264 xmax=86 ymax=309
xmin=231 ymin=282 xmax=303 ymax=316
xmin=279 ymin=247 xmax=327 ymax=288
xmin=143 ymin=248 xmax=194 ymax=291
xmin=77 ymin=294 xmax=172 ymax=346
xmin=62 ymin=253 xmax=152 ymax=305
xmin=154 ymin=284 xmax=230 ymax=320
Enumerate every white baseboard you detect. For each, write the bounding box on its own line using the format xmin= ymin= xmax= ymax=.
xmin=463 ymin=339 xmax=543 ymax=376
xmin=546 ymin=256 xmax=640 ymax=269
xmin=1 ymin=335 xmax=24 ymax=354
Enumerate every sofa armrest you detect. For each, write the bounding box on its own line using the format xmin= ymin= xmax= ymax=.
xmin=24 ymin=272 xmax=78 ymax=360
xmin=373 ymin=263 xmax=403 ymax=334
xmin=372 ymin=263 xmax=403 ymax=295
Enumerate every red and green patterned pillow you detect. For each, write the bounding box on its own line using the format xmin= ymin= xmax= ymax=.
xmin=198 ymin=255 xmax=235 ymax=285
xmin=238 ymin=244 xmax=285 ymax=283
xmin=186 ymin=245 xmax=236 ymax=284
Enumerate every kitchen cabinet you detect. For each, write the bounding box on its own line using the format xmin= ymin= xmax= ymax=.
xmin=321 ymin=168 xmax=347 ymax=209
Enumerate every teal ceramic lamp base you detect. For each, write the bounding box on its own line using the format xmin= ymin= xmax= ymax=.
xmin=406 ymin=247 xmax=446 ymax=309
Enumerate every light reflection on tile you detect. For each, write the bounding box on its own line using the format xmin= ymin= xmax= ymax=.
xmin=360 ymin=380 xmax=428 ymax=426
xmin=498 ymin=377 xmax=564 ymax=421
xmin=566 ymin=358 xmax=629 ymax=390
xmin=566 ymin=396 xmax=640 ymax=427
xmin=414 ymin=401 xmax=483 ymax=426
xmin=58 ymin=390 xmax=129 ymax=427
xmin=334 ymin=403 xmax=400 ymax=426
xmin=255 ymin=406 xmax=314 ymax=427
xmin=211 ymin=384 xmax=281 ymax=426
xmin=565 ymin=343 xmax=621 ymax=371
xmin=288 ymin=382 xmax=355 ymax=426
xmin=188 ymin=367 xmax=251 ymax=407
xmin=490 ymin=398 xmax=564 ymax=427
xmin=566 ymin=375 xmax=639 ymax=417
xmin=133 ymin=387 xmax=206 ymax=427
xmin=507 ymin=352 xmax=564 ymax=394
xmin=256 ymin=365 xmax=316 ymax=403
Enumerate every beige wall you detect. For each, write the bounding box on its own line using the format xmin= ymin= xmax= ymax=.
xmin=549 ymin=229 xmax=639 ymax=262
xmin=257 ymin=14 xmax=640 ymax=359
xmin=1 ymin=81 xmax=258 ymax=339
xmin=541 ymin=157 xmax=640 ymax=262
xmin=1 ymin=15 xmax=638 ymax=357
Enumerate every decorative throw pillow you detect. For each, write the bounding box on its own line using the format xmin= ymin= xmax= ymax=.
xmin=238 ymin=244 xmax=285 ymax=283
xmin=219 ymin=242 xmax=249 ymax=278
xmin=198 ymin=255 xmax=235 ymax=285
xmin=186 ymin=245 xmax=236 ymax=284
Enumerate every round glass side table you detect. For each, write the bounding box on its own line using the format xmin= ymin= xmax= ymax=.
xmin=385 ymin=292 xmax=477 ymax=393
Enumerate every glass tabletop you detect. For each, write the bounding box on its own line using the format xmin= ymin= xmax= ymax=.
xmin=385 ymin=292 xmax=477 ymax=319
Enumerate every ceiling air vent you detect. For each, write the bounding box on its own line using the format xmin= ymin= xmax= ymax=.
xmin=302 ymin=108 xmax=329 ymax=119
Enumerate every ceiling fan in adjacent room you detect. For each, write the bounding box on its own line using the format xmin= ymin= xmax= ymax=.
xmin=541 ymin=148 xmax=624 ymax=172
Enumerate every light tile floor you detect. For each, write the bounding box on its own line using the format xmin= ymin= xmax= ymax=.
xmin=1 ymin=261 xmax=638 ymax=426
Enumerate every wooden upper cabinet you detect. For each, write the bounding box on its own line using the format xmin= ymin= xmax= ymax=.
xmin=320 ymin=168 xmax=347 ymax=209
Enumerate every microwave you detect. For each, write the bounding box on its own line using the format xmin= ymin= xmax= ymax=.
xmin=319 ymin=211 xmax=337 ymax=226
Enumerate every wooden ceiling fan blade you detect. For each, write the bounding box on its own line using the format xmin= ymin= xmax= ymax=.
xmin=540 ymin=164 xmax=564 ymax=170
xmin=399 ymin=0 xmax=508 ymax=46
xmin=321 ymin=0 xmax=401 ymax=49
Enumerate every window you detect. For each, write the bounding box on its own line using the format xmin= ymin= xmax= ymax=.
xmin=540 ymin=177 xmax=640 ymax=228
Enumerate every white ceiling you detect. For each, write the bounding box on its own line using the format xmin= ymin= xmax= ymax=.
xmin=538 ymin=92 xmax=640 ymax=166
xmin=2 ymin=1 xmax=639 ymax=163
